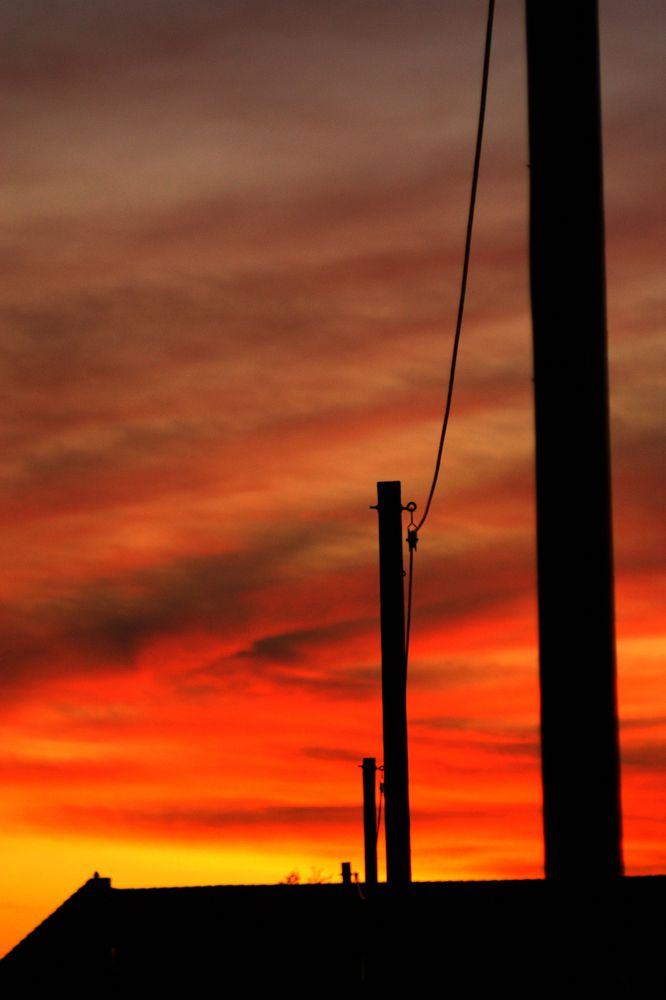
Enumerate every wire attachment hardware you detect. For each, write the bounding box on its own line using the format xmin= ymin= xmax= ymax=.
xmin=405 ymin=502 xmax=418 ymax=551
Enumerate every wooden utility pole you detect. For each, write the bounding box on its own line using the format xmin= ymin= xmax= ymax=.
xmin=374 ymin=481 xmax=411 ymax=885
xmin=362 ymin=757 xmax=378 ymax=887
xmin=526 ymin=1 xmax=623 ymax=878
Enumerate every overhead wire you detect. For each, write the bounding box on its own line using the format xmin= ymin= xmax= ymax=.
xmin=376 ymin=776 xmax=384 ymax=842
xmin=404 ymin=512 xmax=417 ymax=668
xmin=414 ymin=0 xmax=495 ymax=536
xmin=405 ymin=0 xmax=495 ymax=666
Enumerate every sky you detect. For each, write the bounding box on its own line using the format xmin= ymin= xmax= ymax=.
xmin=1 ymin=0 xmax=664 ymax=956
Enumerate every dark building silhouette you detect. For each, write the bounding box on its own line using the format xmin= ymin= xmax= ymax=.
xmin=2 ymin=873 xmax=663 ymax=992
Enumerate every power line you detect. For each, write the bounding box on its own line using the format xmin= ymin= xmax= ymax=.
xmin=414 ymin=0 xmax=495 ymax=535
xmin=405 ymin=0 xmax=495 ymax=668
xmin=404 ymin=514 xmax=417 ymax=666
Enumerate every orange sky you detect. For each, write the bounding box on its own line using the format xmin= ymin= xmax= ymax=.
xmin=2 ymin=0 xmax=664 ymax=957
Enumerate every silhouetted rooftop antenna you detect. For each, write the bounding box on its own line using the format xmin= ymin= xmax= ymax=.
xmin=373 ymin=481 xmax=411 ymax=886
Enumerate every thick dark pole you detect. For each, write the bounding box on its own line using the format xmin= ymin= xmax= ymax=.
xmin=374 ymin=481 xmax=411 ymax=885
xmin=526 ymin=2 xmax=623 ymax=879
xmin=362 ymin=757 xmax=378 ymax=887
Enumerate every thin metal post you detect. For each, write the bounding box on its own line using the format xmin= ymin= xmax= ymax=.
xmin=526 ymin=1 xmax=623 ymax=878
xmin=362 ymin=758 xmax=378 ymax=887
xmin=374 ymin=481 xmax=411 ymax=885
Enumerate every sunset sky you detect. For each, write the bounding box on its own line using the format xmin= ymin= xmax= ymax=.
xmin=2 ymin=0 xmax=664 ymax=956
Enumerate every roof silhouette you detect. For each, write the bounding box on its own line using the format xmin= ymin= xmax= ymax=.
xmin=2 ymin=874 xmax=663 ymax=992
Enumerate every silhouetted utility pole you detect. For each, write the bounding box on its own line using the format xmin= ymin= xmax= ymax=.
xmin=362 ymin=757 xmax=378 ymax=887
xmin=526 ymin=1 xmax=623 ymax=879
xmin=374 ymin=481 xmax=411 ymax=885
